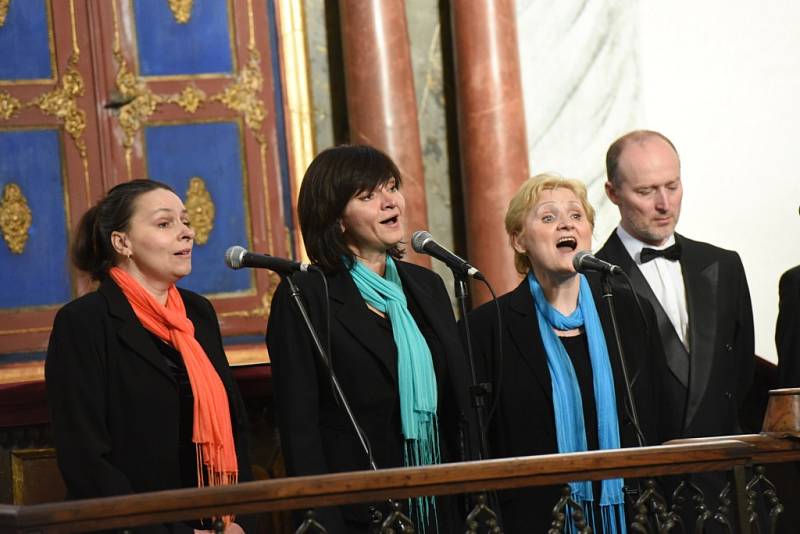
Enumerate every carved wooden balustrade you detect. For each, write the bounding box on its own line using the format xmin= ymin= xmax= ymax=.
xmin=0 ymin=433 xmax=797 ymax=533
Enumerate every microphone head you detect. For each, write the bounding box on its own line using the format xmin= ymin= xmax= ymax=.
xmin=225 ymin=245 xmax=247 ymax=269
xmin=572 ymin=250 xmax=592 ymax=271
xmin=411 ymin=230 xmax=432 ymax=253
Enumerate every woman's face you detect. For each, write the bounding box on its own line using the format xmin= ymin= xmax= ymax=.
xmin=512 ymin=188 xmax=592 ymax=278
xmin=340 ymin=177 xmax=405 ymax=259
xmin=112 ymin=188 xmax=195 ymax=290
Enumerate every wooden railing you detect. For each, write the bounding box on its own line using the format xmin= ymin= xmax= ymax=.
xmin=0 ymin=433 xmax=798 ymax=533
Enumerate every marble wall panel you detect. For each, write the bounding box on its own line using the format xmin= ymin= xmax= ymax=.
xmin=515 ymin=0 xmax=640 ymax=243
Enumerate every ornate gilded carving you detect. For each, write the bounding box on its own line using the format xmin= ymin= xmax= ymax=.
xmin=211 ymin=51 xmax=266 ymax=141
xmin=111 ymin=0 xmax=266 ymax=178
xmin=33 ymin=57 xmax=87 ymax=157
xmin=115 ymin=56 xmax=161 ymax=143
xmin=0 ymin=1 xmax=89 ymax=169
xmin=184 ymin=177 xmax=215 ymax=245
xmin=0 ymin=91 xmax=22 ymax=120
xmin=168 ymin=85 xmax=206 ymax=113
xmin=0 ymin=0 xmax=9 ymax=28
xmin=0 ymin=183 xmax=33 ymax=254
xmin=168 ymin=0 xmax=193 ymax=24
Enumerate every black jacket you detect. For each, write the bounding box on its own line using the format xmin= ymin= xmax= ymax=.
xmin=776 ymin=265 xmax=800 ymax=388
xmin=465 ymin=274 xmax=666 ymax=532
xmin=266 ymin=261 xmax=477 ymax=532
xmin=46 ymin=277 xmax=252 ymax=533
xmin=597 ymin=231 xmax=755 ymax=439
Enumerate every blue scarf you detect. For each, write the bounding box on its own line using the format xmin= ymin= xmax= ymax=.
xmin=527 ymin=272 xmax=626 ymax=534
xmin=349 ymin=256 xmax=440 ymax=531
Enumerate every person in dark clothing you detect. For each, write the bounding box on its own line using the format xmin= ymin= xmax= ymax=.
xmin=46 ymin=179 xmax=252 ymax=533
xmin=267 ymin=145 xmax=477 ymax=533
xmin=466 ymin=174 xmax=665 ymax=533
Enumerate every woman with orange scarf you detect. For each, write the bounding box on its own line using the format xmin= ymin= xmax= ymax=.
xmin=46 ymin=179 xmax=252 ymax=533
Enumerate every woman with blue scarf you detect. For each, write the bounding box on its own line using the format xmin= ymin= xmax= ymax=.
xmin=465 ymin=174 xmax=666 ymax=533
xmin=267 ymin=145 xmax=477 ymax=533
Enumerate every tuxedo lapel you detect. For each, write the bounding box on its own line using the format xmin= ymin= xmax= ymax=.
xmin=328 ymin=268 xmax=398 ymax=385
xmin=677 ymin=235 xmax=719 ymax=428
xmin=100 ymin=279 xmax=175 ymax=384
xmin=506 ymin=280 xmax=553 ymax=398
xmin=600 ymin=232 xmax=690 ymax=388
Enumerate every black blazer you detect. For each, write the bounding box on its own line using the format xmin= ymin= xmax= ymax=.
xmin=266 ymin=260 xmax=477 ymax=531
xmin=45 ymin=277 xmax=252 ymax=533
xmin=776 ymin=265 xmax=800 ymax=388
xmin=465 ymin=274 xmax=666 ymax=532
xmin=597 ymin=231 xmax=755 ymax=440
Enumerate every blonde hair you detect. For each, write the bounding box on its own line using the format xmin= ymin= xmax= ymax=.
xmin=505 ymin=173 xmax=596 ymax=274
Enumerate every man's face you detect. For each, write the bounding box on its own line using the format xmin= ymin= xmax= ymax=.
xmin=606 ymin=137 xmax=683 ymax=246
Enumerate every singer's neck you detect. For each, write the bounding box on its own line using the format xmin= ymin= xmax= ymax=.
xmin=118 ymin=264 xmax=171 ymax=305
xmin=534 ymin=268 xmax=580 ymax=316
xmin=351 ymin=249 xmax=387 ymax=276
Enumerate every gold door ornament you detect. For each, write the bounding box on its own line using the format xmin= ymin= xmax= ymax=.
xmin=0 ymin=0 xmax=9 ymax=28
xmin=0 ymin=183 xmax=33 ymax=254
xmin=0 ymin=91 xmax=22 ymax=120
xmin=111 ymin=0 xmax=266 ymax=180
xmin=168 ymin=0 xmax=193 ymax=24
xmin=184 ymin=177 xmax=214 ymax=245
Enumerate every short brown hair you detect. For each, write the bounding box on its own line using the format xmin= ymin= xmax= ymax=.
xmin=606 ymin=130 xmax=679 ymax=187
xmin=298 ymin=145 xmax=405 ymax=272
xmin=505 ymin=173 xmax=595 ymax=275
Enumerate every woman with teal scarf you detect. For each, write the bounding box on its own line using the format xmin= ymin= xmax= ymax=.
xmin=267 ymin=145 xmax=477 ymax=533
xmin=465 ymin=174 xmax=665 ymax=533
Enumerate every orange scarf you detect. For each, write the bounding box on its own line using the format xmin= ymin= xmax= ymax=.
xmin=109 ymin=267 xmax=238 ymax=494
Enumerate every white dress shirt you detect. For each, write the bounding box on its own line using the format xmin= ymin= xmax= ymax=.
xmin=616 ymin=226 xmax=690 ymax=348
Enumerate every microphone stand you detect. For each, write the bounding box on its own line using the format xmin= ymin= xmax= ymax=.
xmin=454 ymin=273 xmax=491 ymax=461
xmin=284 ymin=275 xmax=390 ymax=531
xmin=600 ymin=272 xmax=649 ymax=518
xmin=600 ymin=273 xmax=644 ymax=447
xmin=454 ymin=272 xmax=501 ymax=527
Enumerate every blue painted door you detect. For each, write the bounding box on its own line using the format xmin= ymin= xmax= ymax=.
xmin=0 ymin=0 xmax=295 ymax=362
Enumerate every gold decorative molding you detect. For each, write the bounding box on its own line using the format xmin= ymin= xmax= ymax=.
xmin=0 ymin=90 xmax=22 ymax=120
xmin=211 ymin=50 xmax=266 ymax=142
xmin=0 ymin=62 xmax=87 ymax=158
xmin=0 ymin=0 xmax=9 ymax=28
xmin=167 ymin=84 xmax=206 ymax=113
xmin=277 ymin=0 xmax=315 ymax=261
xmin=33 ymin=57 xmax=87 ymax=158
xmin=111 ymin=0 xmax=266 ymax=179
xmin=168 ymin=0 xmax=193 ymax=24
xmin=0 ymin=0 xmax=89 ymax=187
xmin=184 ymin=176 xmax=214 ymax=245
xmin=0 ymin=183 xmax=33 ymax=254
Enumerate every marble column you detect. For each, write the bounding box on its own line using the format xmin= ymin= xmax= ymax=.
xmin=339 ymin=0 xmax=430 ymax=266
xmin=451 ymin=0 xmax=529 ymax=303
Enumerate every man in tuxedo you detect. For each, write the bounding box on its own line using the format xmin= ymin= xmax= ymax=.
xmin=597 ymin=130 xmax=756 ymax=526
xmin=597 ymin=129 xmax=755 ymax=438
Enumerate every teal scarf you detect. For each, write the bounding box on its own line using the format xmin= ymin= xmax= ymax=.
xmin=527 ymin=272 xmax=626 ymax=534
xmin=349 ymin=256 xmax=440 ymax=530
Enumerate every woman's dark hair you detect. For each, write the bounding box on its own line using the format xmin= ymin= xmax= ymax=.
xmin=298 ymin=145 xmax=405 ymax=272
xmin=72 ymin=179 xmax=175 ymax=280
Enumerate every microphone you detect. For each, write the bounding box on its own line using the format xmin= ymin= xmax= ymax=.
xmin=224 ymin=246 xmax=314 ymax=275
xmin=411 ymin=231 xmax=484 ymax=280
xmin=572 ymin=250 xmax=623 ymax=275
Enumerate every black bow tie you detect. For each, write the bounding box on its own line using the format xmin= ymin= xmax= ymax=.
xmin=640 ymin=243 xmax=682 ymax=263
